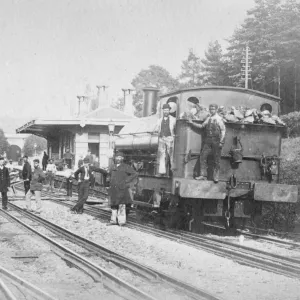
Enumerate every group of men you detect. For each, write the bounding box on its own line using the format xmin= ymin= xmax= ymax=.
xmin=156 ymin=102 xmax=226 ymax=183
xmin=70 ymin=154 xmax=137 ymax=227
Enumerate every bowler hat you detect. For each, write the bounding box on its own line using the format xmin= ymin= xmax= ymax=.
xmin=83 ymin=157 xmax=90 ymax=163
xmin=162 ymin=103 xmax=171 ymax=110
xmin=209 ymin=104 xmax=218 ymax=109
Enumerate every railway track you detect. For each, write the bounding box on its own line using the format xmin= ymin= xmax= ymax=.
xmin=0 ymin=265 xmax=58 ymax=300
xmin=12 ymin=183 xmax=300 ymax=279
xmin=3 ymin=202 xmax=221 ymax=300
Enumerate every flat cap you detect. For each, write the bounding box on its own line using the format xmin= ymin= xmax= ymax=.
xmin=115 ymin=151 xmax=125 ymax=157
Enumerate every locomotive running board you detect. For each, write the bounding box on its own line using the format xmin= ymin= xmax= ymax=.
xmin=172 ymin=178 xmax=227 ymax=199
xmin=254 ymin=183 xmax=298 ymax=203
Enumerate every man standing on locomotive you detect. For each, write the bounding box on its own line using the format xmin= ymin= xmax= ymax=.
xmin=188 ymin=104 xmax=226 ymax=183
xmin=155 ymin=103 xmax=176 ymax=176
xmin=107 ymin=152 xmax=137 ymax=226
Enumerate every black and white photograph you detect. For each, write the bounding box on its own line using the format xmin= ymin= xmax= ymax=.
xmin=0 ymin=0 xmax=300 ymax=299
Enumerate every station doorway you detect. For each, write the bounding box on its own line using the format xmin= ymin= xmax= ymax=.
xmin=88 ymin=143 xmax=99 ymax=164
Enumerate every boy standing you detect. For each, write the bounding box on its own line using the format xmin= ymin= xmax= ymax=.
xmin=26 ymin=159 xmax=46 ymax=214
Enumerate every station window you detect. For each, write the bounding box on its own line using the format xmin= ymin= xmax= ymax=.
xmin=167 ymin=96 xmax=178 ymax=118
xmin=260 ymin=103 xmax=272 ymax=113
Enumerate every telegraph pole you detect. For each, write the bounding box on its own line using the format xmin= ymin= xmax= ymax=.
xmin=241 ymin=44 xmax=252 ymax=89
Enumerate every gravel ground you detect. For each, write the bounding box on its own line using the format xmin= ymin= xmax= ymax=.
xmin=206 ymin=233 xmax=300 ymax=259
xmin=10 ymin=198 xmax=300 ymax=300
xmin=0 ymin=214 xmax=121 ymax=300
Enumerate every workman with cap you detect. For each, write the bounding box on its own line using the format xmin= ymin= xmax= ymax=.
xmin=154 ymin=103 xmax=177 ymax=176
xmin=70 ymin=157 xmax=94 ymax=214
xmin=107 ymin=152 xmax=137 ymax=226
xmin=0 ymin=156 xmax=10 ymax=210
xmin=188 ymin=103 xmax=226 ymax=183
xmin=26 ymin=159 xmax=45 ymax=214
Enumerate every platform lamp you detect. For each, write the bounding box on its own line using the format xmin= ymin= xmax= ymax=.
xmin=108 ymin=121 xmax=115 ymax=167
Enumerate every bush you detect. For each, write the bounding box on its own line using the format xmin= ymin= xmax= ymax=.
xmin=280 ymin=111 xmax=300 ymax=138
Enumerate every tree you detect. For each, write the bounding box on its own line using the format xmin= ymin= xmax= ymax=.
xmin=225 ymin=0 xmax=300 ymax=113
xmin=0 ymin=129 xmax=10 ymax=156
xmin=179 ymin=49 xmax=202 ymax=87
xmin=131 ymin=65 xmax=179 ymax=116
xmin=201 ymin=41 xmax=230 ymax=86
xmin=111 ymin=96 xmax=125 ymax=111
xmin=23 ymin=135 xmax=47 ymax=156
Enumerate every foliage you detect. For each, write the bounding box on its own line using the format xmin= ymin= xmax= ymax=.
xmin=201 ymin=41 xmax=230 ymax=86
xmin=0 ymin=129 xmax=10 ymax=156
xmin=280 ymin=111 xmax=300 ymax=137
xmin=23 ymin=135 xmax=47 ymax=156
xmin=179 ymin=49 xmax=202 ymax=87
xmin=111 ymin=96 xmax=125 ymax=111
xmin=131 ymin=65 xmax=179 ymax=116
xmin=225 ymin=0 xmax=300 ymax=113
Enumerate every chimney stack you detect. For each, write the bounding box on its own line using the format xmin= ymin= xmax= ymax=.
xmin=122 ymin=88 xmax=135 ymax=116
xmin=142 ymin=87 xmax=160 ymax=117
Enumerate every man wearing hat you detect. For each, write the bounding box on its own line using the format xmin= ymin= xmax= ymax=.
xmin=0 ymin=156 xmax=10 ymax=210
xmin=22 ymin=155 xmax=32 ymax=195
xmin=154 ymin=103 xmax=177 ymax=175
xmin=70 ymin=157 xmax=94 ymax=214
xmin=188 ymin=103 xmax=226 ymax=183
xmin=26 ymin=159 xmax=45 ymax=213
xmin=107 ymin=152 xmax=137 ymax=226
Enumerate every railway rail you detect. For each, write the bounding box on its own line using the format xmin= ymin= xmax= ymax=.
xmin=0 ymin=265 xmax=58 ymax=300
xmin=2 ymin=203 xmax=221 ymax=300
xmin=12 ymin=182 xmax=300 ymax=279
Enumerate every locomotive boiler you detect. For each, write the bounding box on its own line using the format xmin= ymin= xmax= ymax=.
xmin=114 ymin=86 xmax=298 ymax=232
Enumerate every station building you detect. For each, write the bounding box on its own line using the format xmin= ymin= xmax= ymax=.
xmin=16 ymin=87 xmax=135 ymax=169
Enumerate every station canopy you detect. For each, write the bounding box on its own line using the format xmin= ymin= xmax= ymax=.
xmin=16 ymin=106 xmax=135 ymax=139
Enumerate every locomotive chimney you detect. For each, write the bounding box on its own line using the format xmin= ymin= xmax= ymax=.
xmin=142 ymin=87 xmax=160 ymax=117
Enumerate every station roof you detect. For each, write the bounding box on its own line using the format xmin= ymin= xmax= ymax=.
xmin=16 ymin=106 xmax=135 ymax=138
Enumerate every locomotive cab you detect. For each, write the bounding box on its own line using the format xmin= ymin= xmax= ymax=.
xmin=114 ymin=86 xmax=298 ymax=232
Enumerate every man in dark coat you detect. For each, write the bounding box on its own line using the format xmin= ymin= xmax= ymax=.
xmin=70 ymin=157 xmax=94 ymax=214
xmin=107 ymin=152 xmax=137 ymax=226
xmin=0 ymin=157 xmax=10 ymax=210
xmin=22 ymin=155 xmax=32 ymax=195
xmin=42 ymin=152 xmax=49 ymax=171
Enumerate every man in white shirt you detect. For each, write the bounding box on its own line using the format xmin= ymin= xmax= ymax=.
xmin=154 ymin=103 xmax=176 ymax=176
xmin=46 ymin=159 xmax=57 ymax=192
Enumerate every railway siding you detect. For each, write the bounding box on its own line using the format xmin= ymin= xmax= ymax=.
xmin=8 ymin=197 xmax=300 ymax=300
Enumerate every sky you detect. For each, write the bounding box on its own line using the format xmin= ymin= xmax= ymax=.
xmin=0 ymin=0 xmax=255 ymax=122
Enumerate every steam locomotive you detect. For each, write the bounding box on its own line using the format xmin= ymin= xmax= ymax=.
xmin=114 ymin=86 xmax=298 ymax=232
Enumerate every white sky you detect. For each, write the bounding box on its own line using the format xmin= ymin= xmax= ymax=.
xmin=0 ymin=0 xmax=255 ymax=120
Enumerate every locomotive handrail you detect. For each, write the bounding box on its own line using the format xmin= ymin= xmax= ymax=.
xmin=114 ymin=131 xmax=158 ymax=137
xmin=178 ymin=151 xmax=281 ymax=160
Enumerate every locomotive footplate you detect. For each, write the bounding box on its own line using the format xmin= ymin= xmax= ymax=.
xmin=172 ymin=178 xmax=227 ymax=199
